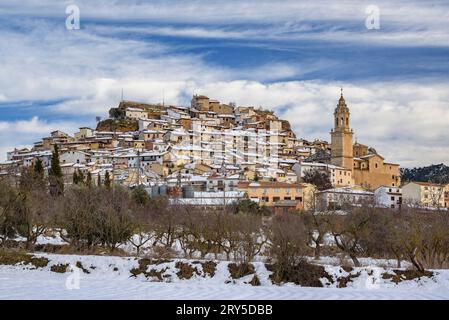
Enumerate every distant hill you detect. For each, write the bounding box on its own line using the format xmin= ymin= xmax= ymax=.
xmin=401 ymin=163 xmax=449 ymax=185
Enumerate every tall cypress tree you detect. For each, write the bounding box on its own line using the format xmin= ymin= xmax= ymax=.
xmin=86 ymin=171 xmax=92 ymax=188
xmin=34 ymin=158 xmax=44 ymax=180
xmin=49 ymin=144 xmax=63 ymax=196
xmin=77 ymin=169 xmax=85 ymax=185
xmin=72 ymin=170 xmax=79 ymax=185
xmin=97 ymin=174 xmax=101 ymax=187
xmin=104 ymin=171 xmax=111 ymax=189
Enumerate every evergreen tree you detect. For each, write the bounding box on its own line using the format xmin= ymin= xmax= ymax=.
xmin=104 ymin=171 xmax=111 ymax=189
xmin=97 ymin=174 xmax=101 ymax=187
xmin=132 ymin=185 xmax=149 ymax=206
xmin=49 ymin=145 xmax=63 ymax=196
xmin=86 ymin=171 xmax=92 ymax=188
xmin=72 ymin=170 xmax=79 ymax=185
xmin=254 ymin=171 xmax=259 ymax=182
xmin=302 ymin=169 xmax=332 ymax=191
xmin=77 ymin=169 xmax=85 ymax=185
xmin=34 ymin=158 xmax=44 ymax=180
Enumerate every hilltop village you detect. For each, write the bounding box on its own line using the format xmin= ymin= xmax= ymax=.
xmin=2 ymin=93 xmax=449 ymax=211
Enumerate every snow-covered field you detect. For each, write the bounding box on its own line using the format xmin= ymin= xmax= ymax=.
xmin=1 ymin=253 xmax=449 ymax=300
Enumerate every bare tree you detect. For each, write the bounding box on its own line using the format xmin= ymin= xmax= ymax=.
xmin=267 ymin=214 xmax=308 ymax=282
xmin=235 ymin=214 xmax=267 ymax=263
xmin=129 ymin=206 xmax=156 ymax=256
xmin=152 ymin=196 xmax=178 ymax=249
xmin=97 ymin=186 xmax=134 ymax=252
xmin=302 ymin=210 xmax=329 ymax=260
xmin=326 ymin=208 xmax=372 ymax=267
xmin=0 ymin=179 xmax=22 ymax=246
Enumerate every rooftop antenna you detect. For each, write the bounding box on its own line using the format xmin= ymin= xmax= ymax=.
xmin=121 ymin=88 xmax=124 ymax=102
xmin=162 ymin=89 xmax=165 ymax=107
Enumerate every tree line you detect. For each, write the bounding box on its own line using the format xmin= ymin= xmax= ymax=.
xmin=1 ymin=156 xmax=449 ymax=274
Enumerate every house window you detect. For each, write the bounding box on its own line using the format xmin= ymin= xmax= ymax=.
xmin=391 ymin=196 xmax=395 ymax=201
xmin=273 ymin=197 xmax=280 ymax=202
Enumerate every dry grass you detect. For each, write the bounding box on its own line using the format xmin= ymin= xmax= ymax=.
xmin=175 ymin=262 xmax=200 ymax=279
xmin=382 ymin=269 xmax=434 ymax=284
xmin=228 ymin=263 xmax=255 ymax=279
xmin=0 ymin=249 xmax=49 ymax=268
xmin=266 ymin=261 xmax=333 ymax=287
xmin=50 ymin=263 xmax=69 ymax=273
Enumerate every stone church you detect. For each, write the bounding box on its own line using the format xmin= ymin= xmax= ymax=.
xmin=330 ymin=91 xmax=401 ymax=190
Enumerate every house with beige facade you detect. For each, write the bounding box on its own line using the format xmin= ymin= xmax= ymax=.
xmin=238 ymin=181 xmax=315 ymax=210
xmin=402 ymin=181 xmax=446 ymax=209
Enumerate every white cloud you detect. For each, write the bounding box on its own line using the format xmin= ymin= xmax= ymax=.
xmin=188 ymin=80 xmax=449 ymax=168
xmin=0 ymin=1 xmax=448 ymax=167
xmin=2 ymin=0 xmax=449 ymax=46
xmin=0 ymin=117 xmax=80 ymax=161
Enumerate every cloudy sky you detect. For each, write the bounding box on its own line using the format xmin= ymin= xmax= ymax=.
xmin=0 ymin=0 xmax=448 ymax=167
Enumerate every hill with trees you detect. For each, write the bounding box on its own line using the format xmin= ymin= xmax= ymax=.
xmin=400 ymin=163 xmax=449 ymax=185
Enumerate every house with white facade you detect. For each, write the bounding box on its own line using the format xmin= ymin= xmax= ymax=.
xmin=125 ymin=108 xmax=148 ymax=120
xmin=315 ymin=187 xmax=374 ymax=211
xmin=374 ymin=186 xmax=402 ymax=209
xmin=60 ymin=150 xmax=90 ymax=165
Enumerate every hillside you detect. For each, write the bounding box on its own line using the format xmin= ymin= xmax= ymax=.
xmin=96 ymin=118 xmax=139 ymax=132
xmin=400 ymin=163 xmax=449 ymax=185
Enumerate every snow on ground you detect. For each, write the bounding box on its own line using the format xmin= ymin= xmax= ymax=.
xmin=1 ymin=253 xmax=449 ymax=300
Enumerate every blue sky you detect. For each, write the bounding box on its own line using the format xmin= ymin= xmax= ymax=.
xmin=1 ymin=0 xmax=449 ymax=166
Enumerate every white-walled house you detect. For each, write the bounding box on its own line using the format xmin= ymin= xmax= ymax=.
xmin=60 ymin=150 xmax=90 ymax=165
xmin=374 ymin=186 xmax=402 ymax=209
xmin=315 ymin=187 xmax=374 ymax=211
xmin=206 ymin=174 xmax=241 ymax=192
xmin=126 ymin=108 xmax=148 ymax=120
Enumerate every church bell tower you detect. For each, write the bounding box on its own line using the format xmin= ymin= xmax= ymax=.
xmin=330 ymin=89 xmax=354 ymax=170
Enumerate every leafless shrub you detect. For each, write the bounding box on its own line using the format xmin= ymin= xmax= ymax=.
xmin=325 ymin=208 xmax=372 ymax=267
xmin=266 ymin=214 xmax=308 ymax=282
